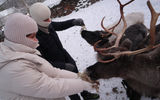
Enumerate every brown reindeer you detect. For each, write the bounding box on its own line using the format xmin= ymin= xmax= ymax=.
xmin=81 ymin=22 xmax=159 ymax=100
xmin=79 ymin=0 xmax=160 ymax=100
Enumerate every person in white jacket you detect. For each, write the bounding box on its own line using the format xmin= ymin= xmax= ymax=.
xmin=0 ymin=13 xmax=94 ymax=100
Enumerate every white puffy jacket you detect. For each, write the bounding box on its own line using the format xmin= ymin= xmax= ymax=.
xmin=0 ymin=39 xmax=92 ymax=100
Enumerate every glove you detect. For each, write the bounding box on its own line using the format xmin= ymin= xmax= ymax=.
xmin=65 ymin=63 xmax=76 ymax=71
xmin=73 ymin=18 xmax=85 ymax=26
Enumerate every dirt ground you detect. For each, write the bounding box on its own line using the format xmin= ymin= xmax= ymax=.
xmin=50 ymin=0 xmax=101 ymax=18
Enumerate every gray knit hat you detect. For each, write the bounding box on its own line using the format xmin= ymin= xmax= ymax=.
xmin=4 ymin=13 xmax=38 ymax=49
xmin=29 ymin=2 xmax=51 ymax=27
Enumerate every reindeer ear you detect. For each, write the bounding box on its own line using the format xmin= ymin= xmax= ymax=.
xmin=120 ymin=38 xmax=132 ymax=50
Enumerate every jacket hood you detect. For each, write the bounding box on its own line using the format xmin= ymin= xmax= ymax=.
xmin=0 ymin=39 xmax=41 ymax=69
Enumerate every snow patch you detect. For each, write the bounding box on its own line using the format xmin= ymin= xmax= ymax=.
xmin=43 ymin=0 xmax=62 ymax=8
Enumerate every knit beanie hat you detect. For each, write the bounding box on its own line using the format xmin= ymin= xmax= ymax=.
xmin=29 ymin=3 xmax=51 ymax=27
xmin=4 ymin=13 xmax=38 ymax=49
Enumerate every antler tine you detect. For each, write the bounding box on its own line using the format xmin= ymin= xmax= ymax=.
xmin=114 ymin=0 xmax=134 ymax=47
xmin=98 ymin=57 xmax=117 ymax=63
xmin=121 ymin=0 xmax=135 ymax=6
xmin=108 ymin=16 xmax=122 ymax=32
xmin=103 ymin=0 xmax=134 ymax=34
xmin=95 ymin=0 xmax=134 ymax=60
xmin=147 ymin=0 xmax=160 ymax=47
xmin=99 ymin=44 xmax=160 ymax=64
xmin=101 ymin=17 xmax=118 ymax=36
xmin=99 ymin=43 xmax=160 ymax=59
xmin=93 ymin=40 xmax=114 ymax=51
xmin=93 ymin=40 xmax=103 ymax=51
xmin=100 ymin=46 xmax=151 ymax=57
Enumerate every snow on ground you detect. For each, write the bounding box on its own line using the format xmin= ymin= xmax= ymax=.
xmin=43 ymin=0 xmax=62 ymax=8
xmin=52 ymin=0 xmax=160 ymax=100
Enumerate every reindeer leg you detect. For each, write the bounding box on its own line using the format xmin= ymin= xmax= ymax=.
xmin=122 ymin=80 xmax=141 ymax=100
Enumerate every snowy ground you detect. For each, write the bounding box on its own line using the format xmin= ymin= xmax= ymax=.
xmin=52 ymin=0 xmax=160 ymax=100
xmin=43 ymin=0 xmax=61 ymax=8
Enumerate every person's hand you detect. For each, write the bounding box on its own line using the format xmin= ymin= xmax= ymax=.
xmin=73 ymin=18 xmax=85 ymax=26
xmin=92 ymin=81 xmax=100 ymax=92
xmin=78 ymin=72 xmax=100 ymax=92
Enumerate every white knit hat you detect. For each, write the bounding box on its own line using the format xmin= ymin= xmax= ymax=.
xmin=4 ymin=13 xmax=38 ymax=49
xmin=29 ymin=2 xmax=51 ymax=27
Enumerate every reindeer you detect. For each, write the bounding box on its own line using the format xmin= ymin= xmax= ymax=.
xmin=81 ymin=20 xmax=153 ymax=100
xmin=79 ymin=0 xmax=160 ymax=100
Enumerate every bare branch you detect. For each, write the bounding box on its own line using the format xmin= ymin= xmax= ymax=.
xmin=22 ymin=0 xmax=29 ymax=13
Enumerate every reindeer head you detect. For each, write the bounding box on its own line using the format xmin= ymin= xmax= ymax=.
xmin=81 ymin=30 xmax=111 ymax=46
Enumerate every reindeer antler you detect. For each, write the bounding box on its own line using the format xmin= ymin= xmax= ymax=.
xmin=147 ymin=0 xmax=160 ymax=46
xmin=94 ymin=0 xmax=160 ymax=63
xmin=95 ymin=0 xmax=134 ymax=52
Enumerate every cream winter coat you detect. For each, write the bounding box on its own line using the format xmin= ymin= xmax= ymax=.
xmin=0 ymin=39 xmax=92 ymax=100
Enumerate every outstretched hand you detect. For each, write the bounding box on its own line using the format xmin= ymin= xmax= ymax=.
xmin=78 ymin=72 xmax=100 ymax=92
xmin=73 ymin=18 xmax=85 ymax=26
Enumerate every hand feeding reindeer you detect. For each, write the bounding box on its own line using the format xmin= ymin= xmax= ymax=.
xmin=79 ymin=0 xmax=160 ymax=100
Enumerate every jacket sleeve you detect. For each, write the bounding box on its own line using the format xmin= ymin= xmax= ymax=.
xmin=7 ymin=61 xmax=92 ymax=99
xmin=48 ymin=60 xmax=66 ymax=69
xmin=49 ymin=19 xmax=75 ymax=31
xmin=34 ymin=57 xmax=78 ymax=78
